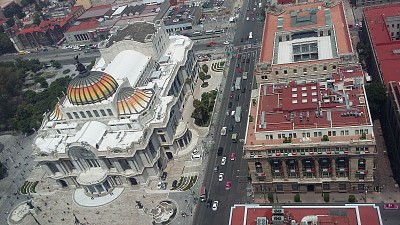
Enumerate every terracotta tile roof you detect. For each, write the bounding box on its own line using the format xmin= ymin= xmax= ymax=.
xmin=364 ymin=3 xmax=400 ymax=86
xmin=0 ymin=18 xmax=7 ymax=26
xmin=229 ymin=205 xmax=383 ymax=225
xmin=17 ymin=19 xmax=62 ymax=35
xmin=65 ymin=19 xmax=99 ymax=33
xmin=58 ymin=14 xmax=74 ymax=27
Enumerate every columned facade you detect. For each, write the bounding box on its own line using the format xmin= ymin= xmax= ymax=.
xmin=248 ymin=153 xmax=375 ymax=194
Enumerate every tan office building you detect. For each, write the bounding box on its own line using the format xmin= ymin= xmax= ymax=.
xmin=245 ymin=67 xmax=376 ymax=195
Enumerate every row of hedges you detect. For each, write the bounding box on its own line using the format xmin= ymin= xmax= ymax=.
xmin=171 ymin=175 xmax=198 ymax=191
xmin=20 ymin=181 xmax=39 ymax=195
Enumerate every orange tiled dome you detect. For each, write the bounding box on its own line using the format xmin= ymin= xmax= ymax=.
xmin=67 ymin=71 xmax=118 ymax=105
xmin=117 ymin=87 xmax=154 ymax=115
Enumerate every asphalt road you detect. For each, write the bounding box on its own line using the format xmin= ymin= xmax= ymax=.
xmin=193 ymin=0 xmax=264 ymax=224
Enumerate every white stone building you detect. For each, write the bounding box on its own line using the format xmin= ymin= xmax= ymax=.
xmin=32 ymin=20 xmax=198 ymax=196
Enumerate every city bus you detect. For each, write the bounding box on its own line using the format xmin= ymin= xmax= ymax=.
xmin=199 ymin=186 xmax=207 ymax=202
xmin=235 ymin=106 xmax=242 ymax=123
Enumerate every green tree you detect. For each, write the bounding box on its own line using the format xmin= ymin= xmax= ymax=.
xmin=365 ymin=82 xmax=386 ymax=119
xmin=202 ymin=64 xmax=209 ymax=74
xmin=35 ymin=77 xmax=48 ymax=88
xmin=198 ymin=71 xmax=206 ymax=83
xmin=267 ymin=193 xmax=274 ymax=203
xmin=348 ymin=195 xmax=357 ymax=203
xmin=51 ymin=60 xmax=62 ymax=69
xmin=294 ymin=193 xmax=301 ymax=202
xmin=33 ymin=12 xmax=41 ymax=26
xmin=0 ymin=33 xmax=16 ymax=54
xmin=323 ymin=193 xmax=330 ymax=202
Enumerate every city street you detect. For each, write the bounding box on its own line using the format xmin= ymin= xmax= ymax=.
xmin=193 ymin=0 xmax=265 ymax=224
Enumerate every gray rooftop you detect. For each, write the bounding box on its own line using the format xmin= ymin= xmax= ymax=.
xmin=77 ymin=5 xmax=112 ymax=21
xmin=163 ymin=5 xmax=198 ymax=26
xmin=108 ymin=22 xmax=157 ymax=44
xmin=120 ymin=5 xmax=148 ymax=16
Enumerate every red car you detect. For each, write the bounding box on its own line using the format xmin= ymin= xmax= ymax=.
xmin=237 ymin=46 xmax=241 ymax=51
xmin=237 ymin=54 xmax=241 ymax=59
xmin=207 ymin=40 xmax=216 ymax=47
xmin=230 ymin=93 xmax=234 ymax=99
xmin=384 ymin=204 xmax=398 ymax=210
xmin=225 ymin=181 xmax=231 ymax=190
xmin=230 ymin=152 xmax=236 ymax=161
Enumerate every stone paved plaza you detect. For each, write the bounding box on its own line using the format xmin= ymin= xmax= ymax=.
xmin=13 ymin=188 xmax=171 ymax=225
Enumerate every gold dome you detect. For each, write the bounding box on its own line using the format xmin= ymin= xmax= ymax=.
xmin=117 ymin=88 xmax=154 ymax=115
xmin=67 ymin=71 xmax=119 ymax=105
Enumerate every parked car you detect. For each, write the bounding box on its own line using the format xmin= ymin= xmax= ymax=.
xmin=228 ymin=102 xmax=233 ymax=108
xmin=161 ymin=172 xmax=168 ymax=180
xmin=229 ymin=125 xmax=234 ymax=132
xmin=384 ymin=204 xmax=398 ymax=210
xmin=172 ymin=180 xmax=178 ymax=188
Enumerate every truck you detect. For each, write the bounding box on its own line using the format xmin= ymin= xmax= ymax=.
xmin=235 ymin=77 xmax=242 ymax=90
xmin=235 ymin=106 xmax=242 ymax=123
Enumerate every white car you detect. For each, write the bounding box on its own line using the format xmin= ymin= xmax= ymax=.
xmin=219 ymin=173 xmax=224 ymax=181
xmin=212 ymin=201 xmax=219 ymax=211
xmin=246 ymin=17 xmax=249 ymax=21
xmin=223 ymin=41 xmax=229 ymax=45
xmin=221 ymin=127 xmax=227 ymax=136
xmin=221 ymin=157 xmax=227 ymax=165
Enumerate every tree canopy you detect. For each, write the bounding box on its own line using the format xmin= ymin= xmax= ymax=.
xmin=191 ymin=90 xmax=218 ymax=126
xmin=365 ymin=82 xmax=386 ymax=120
xmin=0 ymin=59 xmax=70 ymax=133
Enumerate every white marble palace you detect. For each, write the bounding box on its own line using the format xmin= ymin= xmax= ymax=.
xmin=32 ymin=20 xmax=198 ymax=196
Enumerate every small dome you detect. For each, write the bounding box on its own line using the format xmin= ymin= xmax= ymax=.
xmin=67 ymin=71 xmax=118 ymax=105
xmin=49 ymin=102 xmax=63 ymax=121
xmin=117 ymin=88 xmax=154 ymax=115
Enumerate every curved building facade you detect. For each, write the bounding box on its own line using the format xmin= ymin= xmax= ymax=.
xmin=33 ymin=21 xmax=198 ymax=196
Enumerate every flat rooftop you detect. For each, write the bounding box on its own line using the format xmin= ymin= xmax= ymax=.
xmin=108 ymin=22 xmax=157 ymax=44
xmin=229 ymin=204 xmax=382 ymax=225
xmin=163 ymin=5 xmax=197 ymax=26
xmin=77 ymin=4 xmax=112 ymax=21
xmin=364 ymin=3 xmax=400 ymax=86
xmin=260 ymin=1 xmax=352 ymax=63
xmin=254 ymin=66 xmax=371 ymax=132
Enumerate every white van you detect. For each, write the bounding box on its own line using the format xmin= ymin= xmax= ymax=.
xmin=249 ymin=32 xmax=253 ymax=39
